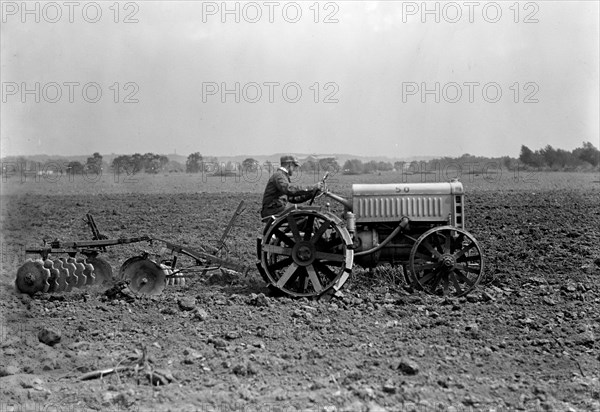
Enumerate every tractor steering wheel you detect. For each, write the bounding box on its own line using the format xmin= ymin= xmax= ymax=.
xmin=309 ymin=172 xmax=329 ymax=205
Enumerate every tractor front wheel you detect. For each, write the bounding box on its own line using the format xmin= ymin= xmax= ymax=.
xmin=409 ymin=226 xmax=484 ymax=297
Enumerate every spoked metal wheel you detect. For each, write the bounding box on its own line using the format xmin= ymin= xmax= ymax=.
xmin=258 ymin=210 xmax=353 ymax=298
xmin=409 ymin=226 xmax=484 ymax=297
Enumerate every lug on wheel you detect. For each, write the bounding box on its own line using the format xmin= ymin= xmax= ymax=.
xmin=409 ymin=226 xmax=484 ymax=297
xmin=258 ymin=210 xmax=353 ymax=298
xmin=119 ymin=256 xmax=167 ymax=296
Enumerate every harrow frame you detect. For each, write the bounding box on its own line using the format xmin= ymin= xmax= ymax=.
xmin=16 ymin=202 xmax=250 ymax=296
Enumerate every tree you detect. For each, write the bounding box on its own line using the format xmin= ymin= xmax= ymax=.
xmin=519 ymin=145 xmax=533 ymax=165
xmin=140 ymin=153 xmax=169 ymax=173
xmin=186 ymin=152 xmax=203 ymax=173
xmin=145 ymin=158 xmax=162 ymax=174
xmin=85 ymin=152 xmax=103 ymax=174
xmin=540 ymin=145 xmax=559 ymax=167
xmin=574 ymin=141 xmax=600 ymax=166
xmin=318 ymin=157 xmax=340 ymax=175
xmin=363 ymin=160 xmax=379 ymax=173
xmin=377 ymin=161 xmax=393 ymax=171
xmin=112 ymin=155 xmax=138 ymax=174
xmin=343 ymin=159 xmax=364 ymax=175
xmin=242 ymin=158 xmax=259 ymax=173
xmin=67 ymin=161 xmax=84 ymax=174
xmin=519 ymin=145 xmax=543 ymax=167
xmin=130 ymin=153 xmax=143 ymax=173
xmin=142 ymin=152 xmax=156 ymax=171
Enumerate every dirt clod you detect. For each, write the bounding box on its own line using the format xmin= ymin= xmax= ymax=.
xmin=382 ymin=380 xmax=397 ymax=394
xmin=247 ymin=292 xmax=270 ymax=307
xmin=192 ymin=308 xmax=209 ymax=321
xmin=38 ymin=328 xmax=61 ymax=346
xmin=395 ymin=358 xmax=419 ymax=375
xmin=208 ymin=338 xmax=228 ymax=349
xmin=0 ymin=365 xmax=20 ymax=376
xmin=178 ymin=297 xmax=196 ymax=311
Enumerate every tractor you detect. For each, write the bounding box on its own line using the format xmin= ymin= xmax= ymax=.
xmin=256 ymin=174 xmax=484 ymax=298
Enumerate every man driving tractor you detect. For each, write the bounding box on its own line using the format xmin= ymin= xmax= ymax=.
xmin=260 ymin=155 xmax=323 ymax=218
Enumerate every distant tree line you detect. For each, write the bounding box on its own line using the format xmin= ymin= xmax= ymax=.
xmin=339 ymin=142 xmax=599 ymax=175
xmin=66 ymin=152 xmax=105 ymax=174
xmin=343 ymin=159 xmax=395 ymax=175
xmin=111 ymin=153 xmax=170 ymax=174
xmin=0 ymin=152 xmax=108 ymax=175
xmin=38 ymin=152 xmax=108 ymax=175
xmin=3 ymin=143 xmax=597 ymax=178
xmin=185 ymin=154 xmax=343 ymax=176
xmin=519 ymin=142 xmax=599 ymax=169
xmin=301 ymin=157 xmax=340 ymax=174
xmin=416 ymin=153 xmax=518 ymax=173
xmin=185 ymin=152 xmax=228 ymax=174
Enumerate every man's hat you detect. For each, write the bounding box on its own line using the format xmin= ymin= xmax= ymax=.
xmin=280 ymin=155 xmax=300 ymax=166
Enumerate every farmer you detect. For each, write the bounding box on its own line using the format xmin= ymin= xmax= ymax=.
xmin=260 ymin=155 xmax=323 ymax=218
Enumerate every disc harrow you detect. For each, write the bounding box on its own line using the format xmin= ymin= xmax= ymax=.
xmin=15 ymin=257 xmax=101 ymax=295
xmin=16 ymin=204 xmax=251 ymax=296
xmin=15 ymin=213 xmax=155 ymax=296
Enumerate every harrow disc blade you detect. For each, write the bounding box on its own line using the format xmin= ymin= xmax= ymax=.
xmin=44 ymin=259 xmax=60 ymax=293
xmin=67 ymin=257 xmax=86 ymax=288
xmin=60 ymin=258 xmax=77 ymax=292
xmin=118 ymin=256 xmax=139 ymax=281
xmin=15 ymin=259 xmax=50 ymax=295
xmin=85 ymin=256 xmax=113 ymax=286
xmin=52 ymin=259 xmax=69 ymax=292
xmin=77 ymin=259 xmax=95 ymax=286
xmin=119 ymin=256 xmax=166 ymax=296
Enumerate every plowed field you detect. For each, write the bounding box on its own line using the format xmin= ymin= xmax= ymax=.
xmin=1 ymin=171 xmax=599 ymax=411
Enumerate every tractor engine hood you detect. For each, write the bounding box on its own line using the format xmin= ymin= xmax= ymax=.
xmin=352 ymin=181 xmax=464 ymax=196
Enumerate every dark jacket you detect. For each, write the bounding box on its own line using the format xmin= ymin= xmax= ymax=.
xmin=261 ymin=168 xmax=314 ymax=217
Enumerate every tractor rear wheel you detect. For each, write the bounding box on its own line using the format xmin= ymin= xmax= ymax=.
xmin=258 ymin=210 xmax=353 ymax=298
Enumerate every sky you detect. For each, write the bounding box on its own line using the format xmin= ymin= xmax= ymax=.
xmin=1 ymin=1 xmax=598 ymax=159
